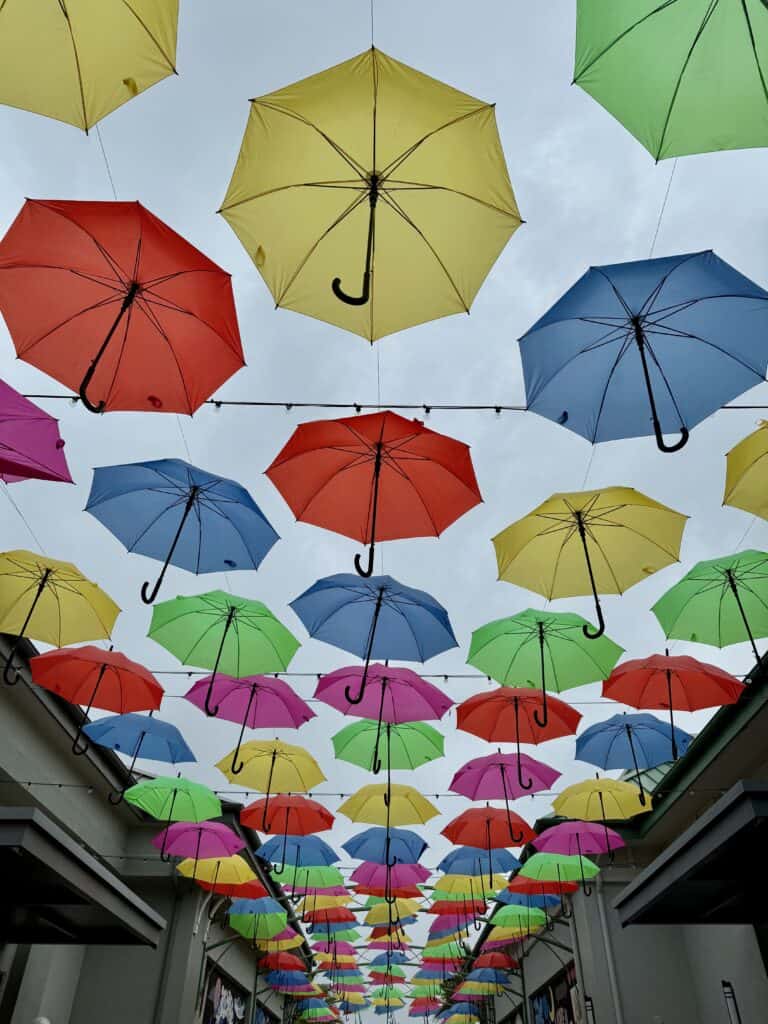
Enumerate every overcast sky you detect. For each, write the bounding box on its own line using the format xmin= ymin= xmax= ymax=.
xmin=3 ymin=0 xmax=768 ymax=1010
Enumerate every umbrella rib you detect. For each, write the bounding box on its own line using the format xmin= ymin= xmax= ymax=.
xmin=574 ymin=0 xmax=682 ymax=82
xmin=378 ymin=105 xmax=494 ymax=182
xmin=34 ymin=203 xmax=132 ymax=285
xmin=382 ymin=181 xmax=521 ymax=221
xmin=641 ymin=337 xmax=688 ymax=427
xmin=129 ymin=299 xmax=197 ymax=413
xmin=58 ymin=1 xmax=89 ymax=130
xmin=218 ymin=181 xmax=366 ymax=215
xmin=644 ymin=321 xmax=768 ymax=379
xmin=250 ymin=101 xmax=369 ymax=180
xmin=522 ymin=326 xmax=629 ymax=405
xmin=15 ymin=294 xmax=127 ymax=358
xmin=589 ymin=335 xmax=635 ymax=443
xmin=120 ymin=0 xmax=178 ymax=71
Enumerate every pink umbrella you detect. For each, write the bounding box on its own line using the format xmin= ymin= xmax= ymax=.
xmin=367 ymin=939 xmax=411 ymax=951
xmin=0 ymin=378 xmax=71 ymax=484
xmin=532 ymin=820 xmax=624 ymax=861
xmin=185 ymin=674 xmax=314 ymax=774
xmin=449 ymin=750 xmax=561 ymax=810
xmin=151 ymin=821 xmax=245 ymax=861
xmin=350 ymin=862 xmax=430 ymax=888
xmin=292 ymin=885 xmax=350 ymax=896
xmin=312 ymin=941 xmax=358 ymax=955
xmin=316 ymin=664 xmax=452 ymax=774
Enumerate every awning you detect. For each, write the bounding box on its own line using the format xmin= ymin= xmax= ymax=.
xmin=615 ymin=781 xmax=768 ymax=925
xmin=0 ymin=806 xmax=165 ymax=945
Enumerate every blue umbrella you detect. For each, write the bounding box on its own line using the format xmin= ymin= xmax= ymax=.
xmin=86 ymin=458 xmax=279 ymax=604
xmin=265 ymin=971 xmax=311 ymax=988
xmin=369 ymin=951 xmax=410 ymax=966
xmin=257 ymin=834 xmax=339 ymax=869
xmin=519 ymin=251 xmax=768 ymax=453
xmin=438 ymin=847 xmax=520 ymax=876
xmin=414 ymin=969 xmax=446 ymax=980
xmin=343 ymin=828 xmax=428 ymax=865
xmin=83 ymin=712 xmax=195 ymax=804
xmin=466 ymin=969 xmax=508 ymax=984
xmin=576 ymin=712 xmax=692 ymax=803
xmin=495 ymin=889 xmax=559 ymax=910
xmin=290 ymin=574 xmax=456 ymax=704
xmin=229 ymin=897 xmax=285 ymax=916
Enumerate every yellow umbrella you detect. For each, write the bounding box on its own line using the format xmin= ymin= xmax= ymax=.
xmin=552 ymin=778 xmax=649 ymax=821
xmin=220 ymin=47 xmax=521 ymax=342
xmin=487 ymin=925 xmax=542 ymax=943
xmin=338 ymin=784 xmax=439 ymax=825
xmin=298 ymin=894 xmax=353 ymax=911
xmin=724 ymin=422 xmax=768 ymax=519
xmin=216 ymin=740 xmax=325 ymax=828
xmin=258 ymin=933 xmax=305 ymax=952
xmin=0 ymin=550 xmax=120 ymax=684
xmin=177 ymin=854 xmax=256 ymax=886
xmin=492 ymin=487 xmax=686 ymax=638
xmin=0 ymin=1 xmax=178 ymax=131
xmin=433 ymin=873 xmax=508 ymax=894
xmin=363 ymin=899 xmax=420 ymax=925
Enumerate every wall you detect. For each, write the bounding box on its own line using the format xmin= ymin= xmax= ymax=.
xmin=683 ymin=925 xmax=768 ymax=1024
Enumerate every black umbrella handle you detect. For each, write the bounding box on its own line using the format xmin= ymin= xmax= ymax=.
xmin=512 ymin=699 xmax=533 ymax=791
xmin=372 ymin=682 xmax=389 ymax=776
xmin=345 ymin=587 xmax=385 ymax=704
xmin=4 ymin=568 xmax=52 ymax=686
xmin=79 ymin=282 xmax=139 ymax=414
xmin=230 ymin=683 xmax=258 ymax=774
xmin=355 ymin=441 xmax=383 ymax=578
xmin=625 ymin=724 xmax=647 ymax=806
xmin=576 ymin=833 xmax=592 ymax=897
xmin=632 ymin=318 xmax=689 ymax=453
xmin=204 ymin=606 xmax=237 ymax=716
xmin=108 ymin=729 xmax=146 ymax=803
xmin=575 ymin=512 xmax=606 ymax=639
xmin=141 ymin=486 xmax=199 ymax=604
xmin=72 ymin=664 xmax=108 ymax=757
xmin=532 ymin=621 xmax=549 ymax=728
xmin=260 ymin=751 xmax=278 ymax=830
xmin=332 ymin=177 xmax=378 ymax=306
xmin=159 ymin=789 xmax=179 ymax=862
xmin=665 ymin=659 xmax=679 ymax=760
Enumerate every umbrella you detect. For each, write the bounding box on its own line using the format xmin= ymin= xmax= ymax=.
xmin=442 ymin=809 xmax=536 ymax=880
xmin=186 ymin=674 xmax=314 ymax=774
xmin=493 ymin=487 xmax=686 ymax=637
xmin=474 ymin=953 xmax=518 ymax=970
xmin=83 ymin=712 xmax=193 ymax=802
xmin=230 ymin=912 xmax=288 ymax=942
xmin=151 ymin=822 xmax=244 ymax=862
xmin=220 ymin=48 xmax=520 ymax=340
xmin=576 ymin=712 xmax=692 ymax=801
xmin=532 ymin=821 xmax=624 ymax=861
xmin=124 ymin=775 xmax=221 ymax=859
xmin=261 ymin=952 xmax=307 ymax=972
xmin=258 ymin=834 xmax=339 ymax=869
xmin=437 ymin=847 xmax=520 ymax=877
xmin=338 ymin=785 xmax=439 ymax=827
xmin=552 ymin=776 xmax=648 ymax=858
xmin=86 ymin=459 xmax=279 ymax=604
xmin=520 ymin=852 xmax=600 ymax=888
xmin=520 ymin=251 xmax=768 ymax=452
xmin=505 ymin=876 xmax=578 ymax=898
xmin=350 ymin=863 xmax=430 ymax=888
xmin=343 ymin=827 xmax=427 ymax=865
xmin=198 ymin=878 xmax=268 ymax=899
xmin=724 ymin=421 xmax=768 ymax=520
xmin=30 ymin=646 xmax=162 ymax=756
xmin=491 ymin=904 xmax=547 ymax=930
xmin=0 ymin=2 xmax=178 ymax=130
xmin=467 ymin=608 xmax=623 ymax=727
xmin=574 ymin=3 xmax=768 ymax=160
xmin=291 ymin=574 xmax=456 ymax=705
xmin=178 ymin=855 xmax=256 ymax=888
xmin=652 ymin=550 xmax=768 ymax=664
xmin=0 ymin=200 xmax=243 ymax=413
xmin=495 ymin=890 xmax=560 ymax=910
xmin=0 ymin=551 xmax=120 ymax=684
xmin=369 ymin=952 xmax=410 ymax=966
xmin=0 ymin=379 xmax=71 ymax=484
xmin=215 ymin=740 xmax=325 ymax=826
xmin=333 ymin=720 xmax=445 ymax=774
xmin=602 ymin=652 xmax=744 ymax=758
xmin=148 ymin=590 xmax=300 ymax=716
xmin=242 ymin=794 xmax=334 ymax=837
xmin=266 ymin=411 xmax=481 ymax=576
xmin=449 ymin=750 xmax=560 ymax=809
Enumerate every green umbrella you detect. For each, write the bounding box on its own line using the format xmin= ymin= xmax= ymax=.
xmin=519 ymin=852 xmax=599 ymax=886
xmin=125 ymin=775 xmax=221 ymax=860
xmin=467 ymin=609 xmax=623 ymax=729
xmin=370 ymin=987 xmax=408 ymax=999
xmin=229 ymin=912 xmax=288 ymax=941
xmin=431 ymin=888 xmax=496 ymax=902
xmin=148 ymin=589 xmax=300 ymax=716
xmin=652 ymin=550 xmax=768 ymax=663
xmin=491 ymin=903 xmax=547 ymax=929
xmin=420 ymin=941 xmax=465 ymax=959
xmin=292 ymin=866 xmax=345 ymax=889
xmin=327 ymin=928 xmax=360 ymax=942
xmin=332 ymin=720 xmax=445 ymax=771
xmin=574 ymin=1 xmax=768 ymax=160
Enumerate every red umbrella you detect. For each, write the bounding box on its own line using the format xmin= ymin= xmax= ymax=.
xmin=354 ymin=884 xmax=423 ymax=899
xmin=303 ymin=908 xmax=357 ymax=925
xmin=602 ymin=652 xmax=745 ymax=759
xmin=197 ymin=877 xmax=269 ymax=898
xmin=0 ymin=200 xmax=244 ymax=414
xmin=241 ymin=794 xmax=334 ymax=835
xmin=266 ymin=410 xmax=482 ymax=576
xmin=428 ymin=901 xmax=486 ymax=916
xmin=443 ymin=807 xmax=536 ymax=850
xmin=259 ymin=952 xmax=307 ymax=972
xmin=474 ymin=952 xmax=519 ymax=969
xmin=505 ymin=876 xmax=578 ymax=896
xmin=30 ymin=645 xmax=162 ymax=756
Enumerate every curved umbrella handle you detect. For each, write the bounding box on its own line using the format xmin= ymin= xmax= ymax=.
xmin=582 ymin=599 xmax=606 ymax=640
xmin=77 ymin=284 xmax=139 ymax=414
xmin=204 ymin=606 xmax=236 ymax=717
xmin=140 ymin=486 xmax=199 ymax=606
xmin=78 ymin=363 xmax=107 ymax=415
xmin=140 ymin=576 xmax=164 ymax=605
xmin=71 ymin=728 xmax=89 ymax=757
xmin=332 ymin=274 xmax=371 ymax=307
xmin=354 ymin=545 xmax=376 ymax=578
xmin=331 ymin=186 xmax=377 ymax=307
xmin=654 ymin=423 xmax=689 ymax=453
xmin=515 ymin=758 xmax=533 ymax=792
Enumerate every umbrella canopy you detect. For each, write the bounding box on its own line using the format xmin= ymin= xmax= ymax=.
xmin=177 ymin=854 xmax=256 ymax=886
xmin=0 ymin=378 xmax=71 ymax=484
xmin=342 ymin=827 xmax=427 ymax=865
xmin=505 ymin=876 xmax=578 ymax=897
xmin=241 ymin=794 xmax=334 ymax=836
xmin=724 ymin=422 xmax=768 ymax=520
xmin=602 ymin=653 xmax=744 ymax=757
xmin=442 ymin=808 xmax=536 ymax=850
xmin=148 ymin=590 xmax=300 ymax=717
xmin=552 ymin=778 xmax=648 ymax=822
xmin=220 ymin=48 xmax=520 ymax=341
xmin=574 ymin=1 xmax=768 ymax=159
xmin=0 ymin=1 xmax=178 ymax=130
xmin=230 ymin=912 xmax=288 ymax=941
xmin=258 ymin=834 xmax=338 ymax=869
xmin=198 ymin=878 xmax=268 ymax=899
xmin=491 ymin=904 xmax=547 ymax=929
xmin=495 ymin=890 xmax=560 ymax=910
xmin=493 ymin=487 xmax=687 ymax=638
xmin=474 ymin=953 xmax=518 ymax=970
xmin=532 ymin=821 xmax=624 ymax=859
xmin=317 ymin=665 xmax=453 ymax=723
xmin=215 ymin=740 xmax=325 ymax=824
xmin=261 ymin=952 xmax=307 ymax=972
xmin=125 ymin=775 xmax=221 ymax=830
xmin=652 ymin=550 xmax=768 ymax=664
xmin=0 ymin=200 xmax=243 ymax=413
xmin=351 ymin=862 xmax=430 ymax=888
xmin=151 ymin=821 xmax=244 ymax=861
xmin=338 ymin=784 xmax=439 ymax=826
xmin=437 ymin=847 xmax=520 ymax=876
xmin=83 ymin=712 xmax=193 ymax=798
xmin=520 ymin=251 xmax=768 ymax=452
xmin=266 ymin=410 xmax=481 ymax=576
xmin=1 ymin=554 xmax=120 ymax=685
xmin=86 ymin=459 xmax=278 ymax=604
xmin=333 ymin=720 xmax=445 ymax=773
xmin=450 ymin=750 xmax=560 ymax=805
xmin=520 ymin=852 xmax=600 ymax=884
xmin=467 ymin=608 xmax=623 ymax=726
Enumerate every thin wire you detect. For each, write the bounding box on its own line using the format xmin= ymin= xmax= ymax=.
xmin=95 ymin=124 xmax=118 ymax=201
xmin=649 ymin=158 xmax=677 ymax=258
xmin=370 ymin=0 xmax=375 ymax=47
xmin=176 ymin=415 xmax=193 ymax=461
xmin=2 ymin=483 xmax=46 ymax=553
xmin=580 ymin=446 xmax=596 ymax=490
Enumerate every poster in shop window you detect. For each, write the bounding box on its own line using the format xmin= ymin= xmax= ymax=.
xmin=529 ymin=962 xmax=578 ymax=1024
xmin=201 ymin=964 xmax=248 ymax=1024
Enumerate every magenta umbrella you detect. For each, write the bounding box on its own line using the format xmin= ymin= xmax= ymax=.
xmin=449 ymin=750 xmax=561 ymax=822
xmin=315 ymin=664 xmax=452 ymax=776
xmin=350 ymin=862 xmax=430 ymax=888
xmin=185 ymin=674 xmax=314 ymax=774
xmin=0 ymin=378 xmax=71 ymax=484
xmin=292 ymin=885 xmax=349 ymax=896
xmin=151 ymin=821 xmax=245 ymax=862
xmin=313 ymin=941 xmax=358 ymax=955
xmin=533 ymin=820 xmax=624 ymax=862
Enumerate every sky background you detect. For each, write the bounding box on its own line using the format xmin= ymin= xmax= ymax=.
xmin=3 ymin=0 xmax=768 ymax=1012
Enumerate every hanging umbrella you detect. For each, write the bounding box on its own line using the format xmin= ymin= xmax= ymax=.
xmin=241 ymin=794 xmax=334 ymax=868
xmin=338 ymin=785 xmax=439 ymax=827
xmin=187 ymin=674 xmax=314 ymax=774
xmin=493 ymin=487 xmax=686 ymax=637
xmin=652 ymin=550 xmax=768 ymax=664
xmin=220 ymin=48 xmax=520 ymax=340
xmin=86 ymin=459 xmax=278 ymax=604
xmin=0 ymin=379 xmax=71 ymax=484
xmin=30 ymin=646 xmax=162 ymax=755
xmin=474 ymin=953 xmax=518 ymax=970
xmin=467 ymin=609 xmax=623 ymax=727
xmin=491 ymin=904 xmax=547 ymax=930
xmin=0 ymin=1 xmax=178 ymax=130
xmin=258 ymin=834 xmax=339 ymax=870
xmin=266 ymin=411 xmax=481 ymax=576
xmin=0 ymin=553 xmax=120 ymax=685
xmin=520 ymin=852 xmax=600 ymax=887
xmin=350 ymin=863 xmax=430 ymax=889
xmin=0 ymin=200 xmax=244 ymax=413
xmin=125 ymin=775 xmax=221 ymax=859
xmin=216 ymin=740 xmax=325 ymax=827
xmin=724 ymin=421 xmax=768 ymax=520
xmin=365 ymin=902 xmax=419 ymax=925
xmin=151 ymin=821 xmax=244 ymax=862
xmin=505 ymin=875 xmax=578 ymax=898
xmin=291 ymin=574 xmax=456 ymax=705
xmin=83 ymin=712 xmax=193 ymax=802
xmin=178 ymin=854 xmax=256 ymax=887
xmin=552 ymin=777 xmax=648 ymax=863
xmin=333 ymin=720 xmax=445 ymax=774
xmin=602 ymin=652 xmax=744 ymax=758
xmin=148 ymin=590 xmax=300 ymax=716
xmin=442 ymin=808 xmax=536 ymax=882
xmin=532 ymin=821 xmax=624 ymax=861
xmin=230 ymin=913 xmax=288 ymax=942
xmin=437 ymin=848 xmax=520 ymax=877
xmin=574 ymin=2 xmax=768 ymax=160
xmin=495 ymin=890 xmax=560 ymax=910
xmin=449 ymin=750 xmax=560 ymax=809
xmin=343 ymin=827 xmax=427 ymax=865
xmin=197 ymin=878 xmax=268 ymax=899
xmin=520 ymin=251 xmax=768 ymax=452
xmin=576 ymin=712 xmax=692 ymax=803
xmin=261 ymin=952 xmax=307 ymax=972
